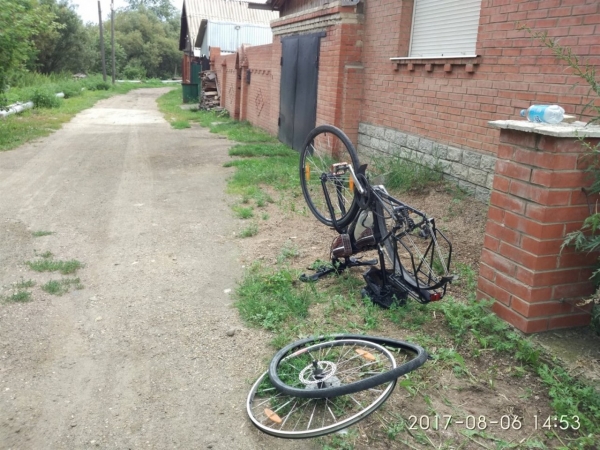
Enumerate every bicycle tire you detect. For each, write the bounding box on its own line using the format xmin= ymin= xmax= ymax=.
xmin=268 ymin=335 xmax=427 ymax=399
xmin=247 ymin=370 xmax=395 ymax=439
xmin=299 ymin=125 xmax=361 ymax=228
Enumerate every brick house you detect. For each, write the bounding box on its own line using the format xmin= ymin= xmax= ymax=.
xmin=212 ymin=0 xmax=598 ymax=199
xmin=209 ymin=0 xmax=600 ymax=333
xmin=179 ymin=0 xmax=278 ymax=84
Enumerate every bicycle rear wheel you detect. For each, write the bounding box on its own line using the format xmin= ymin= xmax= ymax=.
xmin=373 ymin=187 xmax=453 ymax=303
xmin=247 ymin=370 xmax=395 ymax=439
xmin=300 ymin=125 xmax=361 ymax=228
xmin=268 ymin=336 xmax=427 ymax=398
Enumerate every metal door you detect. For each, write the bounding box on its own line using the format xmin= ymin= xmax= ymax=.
xmin=278 ymin=32 xmax=324 ymax=151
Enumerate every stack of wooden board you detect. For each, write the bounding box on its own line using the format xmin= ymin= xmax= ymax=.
xmin=199 ymin=71 xmax=220 ymax=110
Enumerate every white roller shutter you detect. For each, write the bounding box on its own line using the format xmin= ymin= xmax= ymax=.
xmin=409 ymin=0 xmax=482 ymax=58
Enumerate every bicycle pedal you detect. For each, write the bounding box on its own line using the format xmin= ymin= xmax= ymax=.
xmin=348 ymin=257 xmax=377 ymax=267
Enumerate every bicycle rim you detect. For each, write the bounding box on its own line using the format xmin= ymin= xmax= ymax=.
xmin=299 ymin=125 xmax=360 ymax=228
xmin=247 ymin=371 xmax=395 ymax=439
xmin=269 ymin=338 xmax=414 ymax=398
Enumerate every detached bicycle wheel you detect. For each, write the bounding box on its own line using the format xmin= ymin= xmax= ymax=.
xmin=247 ymin=371 xmax=395 ymax=439
xmin=300 ymin=125 xmax=361 ymax=228
xmin=268 ymin=336 xmax=427 ymax=399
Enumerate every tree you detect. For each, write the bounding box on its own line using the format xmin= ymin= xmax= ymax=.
xmin=81 ymin=24 xmax=128 ymax=77
xmin=0 ymin=0 xmax=57 ymax=104
xmin=34 ymin=0 xmax=90 ymax=74
xmin=125 ymin=0 xmax=177 ymax=21
xmin=114 ymin=8 xmax=180 ymax=79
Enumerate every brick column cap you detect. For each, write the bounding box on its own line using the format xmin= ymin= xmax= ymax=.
xmin=489 ymin=120 xmax=600 ymax=138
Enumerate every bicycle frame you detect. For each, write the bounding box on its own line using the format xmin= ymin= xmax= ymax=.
xmin=316 ymin=162 xmax=453 ymax=305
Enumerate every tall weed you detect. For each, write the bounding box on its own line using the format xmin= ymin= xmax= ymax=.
xmin=370 ymin=154 xmax=442 ymax=193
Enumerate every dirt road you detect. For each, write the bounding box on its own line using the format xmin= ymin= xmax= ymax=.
xmin=0 ymin=89 xmax=316 ymax=449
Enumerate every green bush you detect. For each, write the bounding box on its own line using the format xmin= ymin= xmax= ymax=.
xmin=122 ymin=63 xmax=146 ymax=80
xmin=80 ymin=76 xmax=111 ymax=92
xmin=94 ymin=81 xmax=111 ymax=91
xmin=58 ymin=80 xmax=83 ymax=99
xmin=31 ymin=87 xmax=62 ymax=109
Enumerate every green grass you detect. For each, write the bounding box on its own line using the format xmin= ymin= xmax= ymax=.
xmin=171 ymin=120 xmax=191 ymax=129
xmin=41 ymin=278 xmax=83 ymax=296
xmin=429 ymin=271 xmax=600 ymax=442
xmin=1 ymin=75 xmax=165 ymax=152
xmin=232 ymin=205 xmax=254 ymax=219
xmin=229 ymin=143 xmax=296 ymax=158
xmin=225 ymin=155 xmax=300 ymax=196
xmin=157 ymin=88 xmax=206 ymax=128
xmin=235 ymin=263 xmax=318 ymax=333
xmin=157 ymin=88 xmax=278 ymax=143
xmin=238 ymin=223 xmax=259 ymax=238
xmin=32 ymin=230 xmax=53 ymax=237
xmin=211 ymin=120 xmax=276 ymax=142
xmin=157 ymin=89 xmax=296 ymax=219
xmin=277 ymin=243 xmax=300 ymax=264
xmin=370 ymin=154 xmax=443 ymax=193
xmin=25 ymin=258 xmax=83 ymax=275
xmin=3 ymin=278 xmax=36 ymax=303
xmin=2 ymin=290 xmax=32 ymax=303
xmin=15 ymin=278 xmax=35 ymax=289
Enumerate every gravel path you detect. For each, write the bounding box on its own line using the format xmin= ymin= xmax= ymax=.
xmin=0 ymin=88 xmax=317 ymax=450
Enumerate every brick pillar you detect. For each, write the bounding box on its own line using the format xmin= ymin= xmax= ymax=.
xmin=182 ymin=54 xmax=192 ymax=84
xmin=238 ymin=45 xmax=249 ymax=122
xmin=220 ymin=60 xmax=227 ymax=109
xmin=209 ymin=47 xmax=221 ymax=71
xmin=240 ymin=63 xmax=249 ymax=122
xmin=478 ymin=120 xmax=600 ymax=333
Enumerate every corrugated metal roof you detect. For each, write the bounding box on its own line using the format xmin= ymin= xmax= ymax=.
xmin=201 ymin=21 xmax=274 ymax=54
xmin=183 ymin=0 xmax=278 ymax=41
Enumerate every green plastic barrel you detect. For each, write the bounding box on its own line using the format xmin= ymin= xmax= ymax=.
xmin=182 ymin=83 xmax=199 ymax=103
xmin=191 ymin=63 xmax=202 ymax=85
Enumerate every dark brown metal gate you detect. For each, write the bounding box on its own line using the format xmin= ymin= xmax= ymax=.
xmin=278 ymin=32 xmax=325 ymax=151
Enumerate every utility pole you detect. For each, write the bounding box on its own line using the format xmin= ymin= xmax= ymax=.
xmin=98 ymin=1 xmax=107 ymax=82
xmin=111 ymin=0 xmax=116 ymax=84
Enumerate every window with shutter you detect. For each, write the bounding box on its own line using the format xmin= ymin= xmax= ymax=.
xmin=409 ymin=0 xmax=482 ymax=58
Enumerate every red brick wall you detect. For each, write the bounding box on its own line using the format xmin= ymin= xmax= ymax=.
xmin=312 ymin=21 xmax=364 ymax=144
xmin=222 ymin=55 xmax=240 ymax=119
xmin=361 ymin=0 xmax=600 ymax=156
xmin=209 ymin=49 xmax=240 ymax=118
xmin=209 ymin=1 xmax=599 ymax=156
xmin=242 ymin=44 xmax=276 ymax=134
xmin=316 ymin=27 xmax=344 ymax=128
xmin=211 ymin=43 xmax=279 ymax=136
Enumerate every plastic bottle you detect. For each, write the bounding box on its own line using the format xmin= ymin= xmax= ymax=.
xmin=520 ymin=105 xmax=565 ymax=124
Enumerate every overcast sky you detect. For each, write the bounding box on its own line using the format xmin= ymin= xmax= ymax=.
xmin=70 ymin=0 xmax=181 ymax=24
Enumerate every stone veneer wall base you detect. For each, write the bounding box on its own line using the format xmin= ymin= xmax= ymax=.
xmin=357 ymin=122 xmax=497 ymax=202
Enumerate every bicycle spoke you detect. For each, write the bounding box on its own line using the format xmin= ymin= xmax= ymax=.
xmin=300 ymin=125 xmax=360 ymax=228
